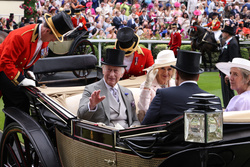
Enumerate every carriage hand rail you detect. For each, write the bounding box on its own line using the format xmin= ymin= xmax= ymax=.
xmin=63 ymin=23 xmax=83 ymax=37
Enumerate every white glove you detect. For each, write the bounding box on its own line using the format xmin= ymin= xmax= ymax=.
xmin=144 ymin=65 xmax=158 ymax=88
xmin=26 ymin=71 xmax=36 ymax=80
xmin=19 ymin=78 xmax=36 ymax=87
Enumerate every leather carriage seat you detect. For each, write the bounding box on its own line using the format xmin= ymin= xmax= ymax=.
xmin=33 ymin=54 xmax=97 ymax=74
xmin=63 ymin=87 xmax=141 ymax=117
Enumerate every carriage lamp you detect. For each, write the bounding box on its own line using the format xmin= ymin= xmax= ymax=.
xmin=184 ymin=93 xmax=223 ymax=144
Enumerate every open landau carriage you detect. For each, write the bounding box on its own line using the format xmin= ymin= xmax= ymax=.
xmin=1 ymin=28 xmax=250 ymax=166
xmin=1 ymin=74 xmax=250 ymax=167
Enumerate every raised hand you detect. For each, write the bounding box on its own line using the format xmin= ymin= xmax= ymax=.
xmin=89 ymin=90 xmax=106 ymax=110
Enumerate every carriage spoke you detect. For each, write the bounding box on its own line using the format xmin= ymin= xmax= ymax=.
xmin=6 ymin=143 xmax=22 ymax=167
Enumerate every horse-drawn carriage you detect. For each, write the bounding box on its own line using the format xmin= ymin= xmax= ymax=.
xmin=1 ymin=74 xmax=250 ymax=166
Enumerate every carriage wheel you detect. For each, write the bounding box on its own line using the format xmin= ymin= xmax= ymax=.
xmin=71 ymin=39 xmax=95 ymax=78
xmin=0 ymin=122 xmax=44 ymax=167
xmin=0 ymin=30 xmax=8 ymax=44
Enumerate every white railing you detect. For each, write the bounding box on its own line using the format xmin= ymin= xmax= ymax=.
xmin=89 ymin=39 xmax=250 ymax=66
xmin=89 ymin=39 xmax=189 ymax=66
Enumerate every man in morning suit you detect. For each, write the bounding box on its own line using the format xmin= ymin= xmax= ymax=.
xmin=78 ymin=49 xmax=140 ymax=129
xmin=218 ymin=25 xmax=241 ymax=108
xmin=0 ymin=12 xmax=73 ymax=115
xmin=142 ymin=50 xmax=222 ymax=125
xmin=115 ymin=27 xmax=154 ymax=79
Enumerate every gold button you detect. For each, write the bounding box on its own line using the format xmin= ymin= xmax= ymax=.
xmin=139 ymin=71 xmax=141 ymax=73
xmin=20 ymin=62 xmax=22 ymax=64
xmin=141 ymin=65 xmax=143 ymax=67
xmin=23 ymin=68 xmax=25 ymax=69
xmin=24 ymin=58 xmax=26 ymax=60
xmin=11 ymin=76 xmax=13 ymax=78
xmin=16 ymin=65 xmax=18 ymax=67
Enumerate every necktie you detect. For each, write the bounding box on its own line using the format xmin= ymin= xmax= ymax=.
xmin=110 ymin=88 xmax=119 ymax=102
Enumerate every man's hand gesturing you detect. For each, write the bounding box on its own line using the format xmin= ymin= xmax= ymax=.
xmin=89 ymin=90 xmax=106 ymax=110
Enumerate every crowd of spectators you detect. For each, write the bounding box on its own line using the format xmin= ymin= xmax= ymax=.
xmin=1 ymin=0 xmax=250 ymax=40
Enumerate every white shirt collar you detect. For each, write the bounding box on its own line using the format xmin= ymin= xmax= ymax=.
xmin=179 ymin=80 xmax=197 ymax=86
xmin=226 ymin=37 xmax=232 ymax=45
xmin=103 ymin=78 xmax=119 ymax=90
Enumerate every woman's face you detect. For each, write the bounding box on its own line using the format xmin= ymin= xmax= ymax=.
xmin=156 ymin=66 xmax=174 ymax=85
xmin=229 ymin=67 xmax=249 ymax=94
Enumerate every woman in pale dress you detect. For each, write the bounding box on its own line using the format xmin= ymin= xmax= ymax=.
xmin=216 ymin=58 xmax=250 ymax=111
xmin=137 ymin=50 xmax=176 ymax=122
xmin=181 ymin=12 xmax=190 ymax=38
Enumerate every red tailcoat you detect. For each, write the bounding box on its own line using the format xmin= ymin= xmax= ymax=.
xmin=168 ymin=31 xmax=181 ymax=56
xmin=0 ymin=24 xmax=49 ymax=90
xmin=122 ymin=48 xmax=154 ymax=79
xmin=206 ymin=20 xmax=221 ymax=31
xmin=71 ymin=16 xmax=88 ymax=31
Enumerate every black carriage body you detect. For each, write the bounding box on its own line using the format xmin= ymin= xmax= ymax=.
xmin=2 ymin=87 xmax=250 ymax=167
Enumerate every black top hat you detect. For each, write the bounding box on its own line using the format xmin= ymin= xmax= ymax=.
xmin=115 ymin=27 xmax=140 ymax=56
xmin=64 ymin=9 xmax=71 ymax=15
xmin=221 ymin=25 xmax=235 ymax=35
xmin=102 ymin=49 xmax=127 ymax=67
xmin=74 ymin=8 xmax=81 ymax=14
xmin=171 ymin=50 xmax=203 ymax=74
xmin=44 ymin=11 xmax=74 ymax=42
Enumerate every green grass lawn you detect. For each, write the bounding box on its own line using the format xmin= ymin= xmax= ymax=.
xmin=0 ymin=72 xmax=224 ymax=131
xmin=198 ymin=71 xmax=223 ymax=107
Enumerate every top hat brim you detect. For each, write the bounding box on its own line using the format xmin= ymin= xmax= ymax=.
xmin=101 ymin=61 xmax=127 ymax=67
xmin=115 ymin=34 xmax=140 ymax=56
xmin=221 ymin=29 xmax=235 ymax=35
xmin=171 ymin=65 xmax=204 ymax=74
xmin=44 ymin=13 xmax=64 ymax=42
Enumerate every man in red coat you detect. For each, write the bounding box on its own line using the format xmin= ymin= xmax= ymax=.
xmin=71 ymin=8 xmax=88 ymax=31
xmin=0 ymin=12 xmax=73 ymax=114
xmin=168 ymin=23 xmax=182 ymax=57
xmin=115 ymin=27 xmax=154 ymax=79
xmin=204 ymin=13 xmax=221 ymax=45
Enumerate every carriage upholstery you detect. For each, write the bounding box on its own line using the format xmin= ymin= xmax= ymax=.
xmin=33 ymin=54 xmax=97 ymax=74
xmin=39 ymin=86 xmax=141 ymax=117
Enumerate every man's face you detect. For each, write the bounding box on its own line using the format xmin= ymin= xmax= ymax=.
xmin=102 ymin=65 xmax=124 ymax=87
xmin=41 ymin=27 xmax=57 ymax=42
xmin=221 ymin=31 xmax=229 ymax=40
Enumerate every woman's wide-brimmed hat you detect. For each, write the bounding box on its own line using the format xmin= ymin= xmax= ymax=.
xmin=174 ymin=2 xmax=181 ymax=8
xmin=44 ymin=12 xmax=74 ymax=42
xmin=86 ymin=2 xmax=93 ymax=7
xmin=96 ymin=7 xmax=102 ymax=13
xmin=143 ymin=50 xmax=176 ymax=71
xmin=101 ymin=49 xmax=127 ymax=67
xmin=171 ymin=50 xmax=204 ymax=74
xmin=115 ymin=27 xmax=140 ymax=56
xmin=216 ymin=58 xmax=250 ymax=76
xmin=105 ymin=26 xmax=115 ymax=32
